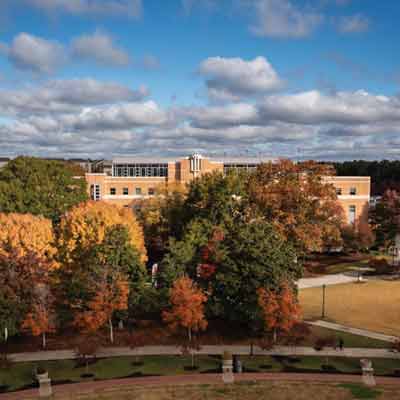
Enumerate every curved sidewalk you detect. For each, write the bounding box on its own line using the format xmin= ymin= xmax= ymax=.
xmin=1 ymin=372 xmax=400 ymax=399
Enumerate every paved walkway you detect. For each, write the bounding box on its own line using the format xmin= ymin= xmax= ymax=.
xmin=1 ymin=372 xmax=400 ymax=399
xmin=307 ymin=320 xmax=398 ymax=343
xmin=297 ymin=273 xmax=359 ymax=289
xmin=8 ymin=345 xmax=400 ymax=363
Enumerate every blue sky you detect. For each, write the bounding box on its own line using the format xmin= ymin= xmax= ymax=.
xmin=0 ymin=0 xmax=399 ymax=160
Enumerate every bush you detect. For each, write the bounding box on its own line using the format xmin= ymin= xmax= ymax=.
xmin=368 ymin=258 xmax=392 ymax=274
xmin=314 ymin=336 xmax=336 ymax=351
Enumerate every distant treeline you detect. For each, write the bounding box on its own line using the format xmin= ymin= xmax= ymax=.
xmin=332 ymin=160 xmax=400 ymax=196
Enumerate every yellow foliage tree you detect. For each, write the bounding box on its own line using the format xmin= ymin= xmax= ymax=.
xmin=58 ymin=201 xmax=147 ymax=263
xmin=0 ymin=213 xmax=56 ymax=262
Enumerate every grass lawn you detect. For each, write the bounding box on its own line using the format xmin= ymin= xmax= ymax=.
xmin=299 ymin=280 xmax=400 ymax=336
xmin=2 ymin=355 xmax=400 ymax=393
xmin=305 ymin=325 xmax=389 ymax=348
xmin=18 ymin=381 xmax=400 ymax=400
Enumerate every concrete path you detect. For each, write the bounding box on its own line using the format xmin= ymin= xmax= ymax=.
xmin=297 ymin=273 xmax=358 ymax=289
xmin=2 ymin=373 xmax=400 ymax=400
xmin=8 ymin=345 xmax=400 ymax=363
xmin=308 ymin=320 xmax=399 ymax=343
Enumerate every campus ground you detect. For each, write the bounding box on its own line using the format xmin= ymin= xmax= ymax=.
xmin=2 ymin=379 xmax=400 ymax=400
xmin=300 ymin=280 xmax=400 ymax=336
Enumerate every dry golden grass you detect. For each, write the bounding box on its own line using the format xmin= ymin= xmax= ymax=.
xmin=39 ymin=382 xmax=400 ymax=400
xmin=300 ymin=280 xmax=400 ymax=336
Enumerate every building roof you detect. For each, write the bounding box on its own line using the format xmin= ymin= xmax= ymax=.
xmin=112 ymin=154 xmax=276 ymax=165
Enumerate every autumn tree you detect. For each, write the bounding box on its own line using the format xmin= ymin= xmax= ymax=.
xmin=22 ymin=290 xmax=55 ymax=349
xmin=258 ymin=283 xmax=302 ymax=343
xmin=371 ymin=189 xmax=400 ymax=249
xmin=58 ymin=224 xmax=146 ymax=342
xmin=0 ymin=251 xmax=52 ymax=342
xmin=57 ymin=201 xmax=147 ymax=265
xmin=0 ymin=157 xmax=87 ymax=222
xmin=162 ymin=277 xmax=208 ymax=342
xmin=0 ymin=213 xmax=56 ymax=263
xmin=248 ymin=160 xmax=344 ymax=254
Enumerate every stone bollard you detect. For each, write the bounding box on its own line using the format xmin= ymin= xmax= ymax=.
xmin=222 ymin=351 xmax=234 ymax=384
xmin=38 ymin=377 xmax=52 ymax=397
xmin=360 ymin=359 xmax=376 ymax=387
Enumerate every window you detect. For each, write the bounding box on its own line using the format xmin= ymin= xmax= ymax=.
xmin=90 ymin=184 xmax=101 ymax=201
xmin=112 ymin=163 xmax=169 ymax=177
xmin=349 ymin=205 xmax=356 ymax=224
xmin=110 ymin=188 xmax=116 ymax=195
xmin=135 ymin=187 xmax=142 ymax=195
xmin=350 ymin=187 xmax=357 ymax=195
xmin=336 ymin=188 xmax=342 ymax=196
xmin=148 ymin=188 xmax=155 ymax=196
xmin=123 ymin=187 xmax=129 ymax=195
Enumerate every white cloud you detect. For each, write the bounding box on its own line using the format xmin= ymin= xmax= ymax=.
xmin=248 ymin=0 xmax=323 ymax=38
xmin=337 ymin=14 xmax=370 ymax=34
xmin=25 ymin=0 xmax=142 ymax=19
xmin=199 ymin=56 xmax=284 ymax=101
xmin=258 ymin=90 xmax=399 ymax=125
xmin=7 ymin=33 xmax=66 ymax=74
xmin=0 ymin=78 xmax=149 ymax=116
xmin=71 ymin=31 xmax=130 ymax=66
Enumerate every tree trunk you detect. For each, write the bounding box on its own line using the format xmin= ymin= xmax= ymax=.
xmin=273 ymin=329 xmax=277 ymax=343
xmin=109 ymin=318 xmax=114 ymax=344
xmin=188 ymin=327 xmax=192 ymax=342
xmin=4 ymin=327 xmax=8 ymax=342
xmin=86 ymin=358 xmax=89 ymax=374
xmin=42 ymin=332 xmax=46 ymax=349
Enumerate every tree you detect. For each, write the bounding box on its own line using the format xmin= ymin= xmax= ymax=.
xmin=58 ymin=201 xmax=147 ymax=265
xmin=136 ymin=182 xmax=187 ymax=264
xmin=73 ymin=278 xmax=129 ymax=343
xmin=258 ymin=283 xmax=302 ymax=343
xmin=207 ymin=220 xmax=301 ymax=326
xmin=0 ymin=251 xmax=51 ymax=342
xmin=248 ymin=160 xmax=344 ymax=254
xmin=0 ymin=213 xmax=56 ymax=264
xmin=74 ymin=335 xmax=101 ymax=375
xmin=22 ymin=290 xmax=55 ymax=349
xmin=0 ymin=157 xmax=88 ymax=222
xmin=58 ymin=224 xmax=146 ymax=342
xmin=162 ymin=277 xmax=208 ymax=342
xmin=371 ymin=189 xmax=400 ymax=249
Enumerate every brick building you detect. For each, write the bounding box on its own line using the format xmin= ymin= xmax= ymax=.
xmin=85 ymin=153 xmax=370 ymax=224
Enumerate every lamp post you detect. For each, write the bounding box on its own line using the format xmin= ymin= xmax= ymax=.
xmin=322 ymin=284 xmax=326 ymax=319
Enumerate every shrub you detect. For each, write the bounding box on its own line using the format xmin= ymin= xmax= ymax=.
xmin=314 ymin=336 xmax=336 ymax=351
xmin=368 ymin=258 xmax=391 ymax=274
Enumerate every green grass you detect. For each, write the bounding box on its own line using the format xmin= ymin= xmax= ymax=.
xmin=1 ymin=355 xmax=400 ymax=394
xmin=338 ymin=383 xmax=382 ymax=399
xmin=305 ymin=325 xmax=389 ymax=349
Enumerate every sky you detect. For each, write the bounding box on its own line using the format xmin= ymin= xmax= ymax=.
xmin=0 ymin=0 xmax=399 ymax=161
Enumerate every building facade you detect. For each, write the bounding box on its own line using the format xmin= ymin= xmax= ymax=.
xmin=85 ymin=154 xmax=370 ymax=224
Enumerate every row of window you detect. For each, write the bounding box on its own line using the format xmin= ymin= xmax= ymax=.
xmin=113 ymin=164 xmax=169 ymax=177
xmin=109 ymin=187 xmax=155 ymax=196
xmin=336 ymin=187 xmax=358 ymax=196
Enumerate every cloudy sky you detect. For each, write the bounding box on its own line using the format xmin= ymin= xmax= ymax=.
xmin=0 ymin=0 xmax=399 ymax=160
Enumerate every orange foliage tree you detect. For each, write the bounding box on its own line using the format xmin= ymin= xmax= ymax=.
xmin=249 ymin=160 xmax=344 ymax=253
xmin=0 ymin=213 xmax=56 ymax=264
xmin=22 ymin=297 xmax=55 ymax=349
xmin=258 ymin=283 xmax=302 ymax=343
xmin=162 ymin=276 xmax=208 ymax=342
xmin=58 ymin=201 xmax=147 ymax=264
xmin=73 ymin=278 xmax=129 ymax=343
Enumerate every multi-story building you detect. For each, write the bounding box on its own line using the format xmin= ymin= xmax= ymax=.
xmin=85 ymin=153 xmax=370 ymax=224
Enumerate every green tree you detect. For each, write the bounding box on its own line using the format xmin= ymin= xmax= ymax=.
xmin=371 ymin=189 xmax=400 ymax=249
xmin=56 ymin=225 xmax=147 ymax=331
xmin=208 ymin=220 xmax=301 ymax=326
xmin=0 ymin=157 xmax=88 ymax=222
